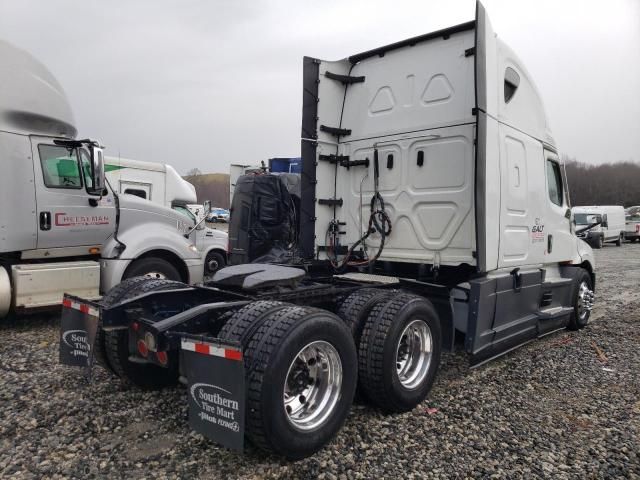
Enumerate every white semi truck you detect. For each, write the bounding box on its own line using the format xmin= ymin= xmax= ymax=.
xmin=0 ymin=40 xmax=215 ymax=319
xmin=105 ymin=156 xmax=228 ymax=275
xmin=61 ymin=2 xmax=596 ymax=460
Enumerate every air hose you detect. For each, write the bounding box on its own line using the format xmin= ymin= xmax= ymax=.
xmin=327 ymin=149 xmax=392 ymax=269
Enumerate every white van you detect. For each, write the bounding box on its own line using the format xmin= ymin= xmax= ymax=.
xmin=572 ymin=206 xmax=626 ymax=248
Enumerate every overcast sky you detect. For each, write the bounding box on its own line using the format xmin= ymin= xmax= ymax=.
xmin=1 ymin=0 xmax=638 ymax=174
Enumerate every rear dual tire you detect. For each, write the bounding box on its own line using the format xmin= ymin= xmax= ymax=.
xmin=98 ymin=277 xmax=185 ymax=389
xmin=220 ymin=301 xmax=357 ymax=459
xmin=357 ymin=293 xmax=441 ymax=412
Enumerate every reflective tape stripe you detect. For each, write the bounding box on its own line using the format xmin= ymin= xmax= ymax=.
xmin=181 ymin=339 xmax=242 ymax=361
xmin=62 ymin=298 xmax=99 ymax=317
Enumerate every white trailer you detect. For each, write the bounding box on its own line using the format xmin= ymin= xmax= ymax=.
xmin=572 ymin=205 xmax=626 ymax=248
xmin=0 ymin=40 xmax=211 ymax=318
xmin=61 ymin=2 xmax=596 ymax=460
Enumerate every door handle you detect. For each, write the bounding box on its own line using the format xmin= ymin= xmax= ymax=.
xmin=40 ymin=212 xmax=51 ymax=231
xmin=547 ymin=234 xmax=553 ymax=253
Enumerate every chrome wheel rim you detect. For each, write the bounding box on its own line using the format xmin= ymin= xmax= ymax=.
xmin=143 ymin=272 xmax=167 ymax=280
xmin=395 ymin=319 xmax=432 ymax=390
xmin=206 ymin=258 xmax=220 ymax=273
xmin=577 ymin=281 xmax=594 ymax=320
xmin=283 ymin=341 xmax=342 ymax=431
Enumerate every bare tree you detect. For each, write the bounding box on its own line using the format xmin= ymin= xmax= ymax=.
xmin=185 ymin=168 xmax=202 ymax=177
xmin=565 ymin=159 xmax=640 ymax=207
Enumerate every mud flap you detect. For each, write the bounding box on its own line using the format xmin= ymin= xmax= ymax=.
xmin=180 ymin=335 xmax=245 ymax=452
xmin=59 ymin=294 xmax=100 ymax=378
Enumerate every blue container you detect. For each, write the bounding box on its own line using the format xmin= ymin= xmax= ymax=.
xmin=269 ymin=157 xmax=302 ymax=174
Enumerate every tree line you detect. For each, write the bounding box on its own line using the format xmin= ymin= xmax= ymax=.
xmin=183 ymin=172 xmax=230 ymax=209
xmin=565 ymin=159 xmax=640 ymax=207
xmin=183 ymin=158 xmax=640 ymax=210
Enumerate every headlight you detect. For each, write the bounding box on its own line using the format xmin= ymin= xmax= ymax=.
xmin=188 ymin=244 xmax=198 ymax=254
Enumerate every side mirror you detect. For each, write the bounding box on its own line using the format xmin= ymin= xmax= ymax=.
xmin=89 ymin=145 xmax=105 ymax=195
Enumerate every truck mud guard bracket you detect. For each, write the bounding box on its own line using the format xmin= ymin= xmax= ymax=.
xmin=136 ymin=300 xmax=251 ymax=352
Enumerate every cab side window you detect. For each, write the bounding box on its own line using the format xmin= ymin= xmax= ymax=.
xmin=546 ymin=159 xmax=563 ymax=206
xmin=38 ymin=145 xmax=82 ymax=189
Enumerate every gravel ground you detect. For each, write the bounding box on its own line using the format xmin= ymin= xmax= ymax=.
xmin=1 ymin=245 xmax=639 ymax=479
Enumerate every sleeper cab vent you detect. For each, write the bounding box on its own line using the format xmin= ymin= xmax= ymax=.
xmin=540 ymin=290 xmax=553 ymax=307
xmin=504 ymin=67 xmax=520 ymax=103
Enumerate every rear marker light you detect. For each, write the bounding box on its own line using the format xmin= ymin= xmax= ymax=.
xmin=156 ymin=351 xmax=168 ymax=365
xmin=137 ymin=339 xmax=149 ymax=358
xmin=131 ymin=322 xmax=140 ymax=332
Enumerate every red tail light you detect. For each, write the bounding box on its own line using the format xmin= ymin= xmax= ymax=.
xmin=137 ymin=339 xmax=149 ymax=358
xmin=156 ymin=351 xmax=168 ymax=365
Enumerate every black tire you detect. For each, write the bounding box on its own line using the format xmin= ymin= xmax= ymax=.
xmin=337 ymin=288 xmax=397 ymax=348
xmin=616 ymin=234 xmax=622 ymax=246
xmin=218 ymin=300 xmax=289 ymax=342
xmin=103 ymin=278 xmax=186 ymax=388
xmin=358 ymin=293 xmax=441 ymax=413
xmin=124 ymin=257 xmax=182 ymax=281
xmin=223 ymin=304 xmax=357 ymax=459
xmin=204 ymin=251 xmax=226 ymax=277
xmin=96 ymin=276 xmax=154 ymax=375
xmin=593 ymin=235 xmax=603 ymax=249
xmin=567 ymin=269 xmax=594 ymax=331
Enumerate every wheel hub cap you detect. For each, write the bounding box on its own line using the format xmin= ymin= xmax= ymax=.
xmin=283 ymin=341 xmax=342 ymax=431
xmin=577 ymin=281 xmax=595 ymax=320
xmin=395 ymin=319 xmax=433 ymax=390
xmin=143 ymin=272 xmax=167 ymax=280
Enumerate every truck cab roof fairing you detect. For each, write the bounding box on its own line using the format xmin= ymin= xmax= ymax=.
xmin=0 ymin=40 xmax=76 ymax=138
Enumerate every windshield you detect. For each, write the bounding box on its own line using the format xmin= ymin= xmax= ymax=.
xmin=574 ymin=213 xmax=601 ymax=225
xmin=173 ymin=206 xmax=196 ymax=225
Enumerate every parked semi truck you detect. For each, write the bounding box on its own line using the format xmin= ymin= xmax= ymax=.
xmin=105 ymin=156 xmax=228 ymax=275
xmin=0 ymin=40 xmax=213 ymax=319
xmin=61 ymin=3 xmax=596 ymax=460
xmin=572 ymin=205 xmax=626 ymax=248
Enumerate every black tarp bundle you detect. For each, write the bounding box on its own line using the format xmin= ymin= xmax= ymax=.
xmin=228 ymin=174 xmax=299 ymax=265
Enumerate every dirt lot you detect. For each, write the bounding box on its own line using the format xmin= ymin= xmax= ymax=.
xmin=1 ymin=245 xmax=638 ymax=479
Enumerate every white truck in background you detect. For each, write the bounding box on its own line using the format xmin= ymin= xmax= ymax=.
xmin=105 ymin=156 xmax=228 ymax=276
xmin=0 ymin=40 xmax=218 ymax=319
xmin=572 ymin=206 xmax=626 ymax=248
xmin=105 ymin=156 xmax=194 ymax=205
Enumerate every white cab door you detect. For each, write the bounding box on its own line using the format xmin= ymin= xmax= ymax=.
xmin=543 ymin=151 xmax=573 ymax=263
xmin=32 ymin=137 xmax=116 ymax=249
